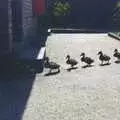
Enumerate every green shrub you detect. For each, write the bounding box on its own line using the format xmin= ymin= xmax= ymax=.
xmin=53 ymin=1 xmax=70 ymax=17
xmin=113 ymin=1 xmax=120 ymax=27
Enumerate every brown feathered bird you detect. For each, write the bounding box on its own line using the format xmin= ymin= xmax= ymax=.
xmin=80 ymin=53 xmax=94 ymax=66
xmin=97 ymin=51 xmax=111 ymax=64
xmin=66 ymin=55 xmax=78 ymax=68
xmin=44 ymin=57 xmax=60 ymax=73
xmin=113 ymin=49 xmax=120 ymax=60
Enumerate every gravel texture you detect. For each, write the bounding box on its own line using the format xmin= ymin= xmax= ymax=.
xmin=22 ymin=33 xmax=120 ymax=120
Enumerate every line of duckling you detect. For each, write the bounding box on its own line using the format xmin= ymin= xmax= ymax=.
xmin=44 ymin=49 xmax=120 ymax=73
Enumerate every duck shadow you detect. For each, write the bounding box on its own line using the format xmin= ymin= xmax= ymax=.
xmin=81 ymin=64 xmax=94 ymax=69
xmin=44 ymin=70 xmax=60 ymax=76
xmin=66 ymin=67 xmax=78 ymax=72
xmin=99 ymin=63 xmax=111 ymax=66
xmin=115 ymin=60 xmax=120 ymax=64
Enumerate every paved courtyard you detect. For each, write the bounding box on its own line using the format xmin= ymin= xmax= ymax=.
xmin=22 ymin=33 xmax=120 ymax=120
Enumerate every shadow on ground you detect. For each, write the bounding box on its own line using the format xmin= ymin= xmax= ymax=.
xmin=44 ymin=70 xmax=60 ymax=76
xmin=99 ymin=63 xmax=111 ymax=66
xmin=81 ymin=65 xmax=94 ymax=68
xmin=0 ymin=34 xmax=48 ymax=120
xmin=0 ymin=74 xmax=35 ymax=120
xmin=115 ymin=60 xmax=120 ymax=64
xmin=66 ymin=67 xmax=78 ymax=72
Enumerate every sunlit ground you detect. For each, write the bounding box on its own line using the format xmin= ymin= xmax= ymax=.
xmin=23 ymin=33 xmax=120 ymax=120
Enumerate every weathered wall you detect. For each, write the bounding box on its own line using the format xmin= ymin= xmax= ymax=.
xmin=0 ymin=0 xmax=9 ymax=54
xmin=0 ymin=0 xmax=37 ymax=55
xmin=11 ymin=0 xmax=22 ymax=42
xmin=22 ymin=0 xmax=36 ymax=43
xmin=11 ymin=0 xmax=36 ymax=53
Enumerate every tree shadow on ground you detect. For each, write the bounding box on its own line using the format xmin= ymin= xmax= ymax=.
xmin=0 ymin=74 xmax=35 ymax=120
xmin=0 ymin=34 xmax=48 ymax=120
xmin=0 ymin=60 xmax=39 ymax=120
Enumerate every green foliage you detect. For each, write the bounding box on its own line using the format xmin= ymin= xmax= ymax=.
xmin=113 ymin=1 xmax=120 ymax=26
xmin=53 ymin=1 xmax=71 ymax=16
xmin=116 ymin=1 xmax=120 ymax=8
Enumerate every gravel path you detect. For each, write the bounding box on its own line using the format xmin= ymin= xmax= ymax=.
xmin=22 ymin=33 xmax=120 ymax=120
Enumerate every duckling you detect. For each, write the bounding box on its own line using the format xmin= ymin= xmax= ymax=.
xmin=97 ymin=51 xmax=111 ymax=64
xmin=44 ymin=57 xmax=60 ymax=73
xmin=66 ymin=55 xmax=78 ymax=68
xmin=113 ymin=49 xmax=120 ymax=60
xmin=80 ymin=53 xmax=94 ymax=66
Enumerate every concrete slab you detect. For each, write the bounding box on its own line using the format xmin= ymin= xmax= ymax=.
xmin=22 ymin=33 xmax=120 ymax=120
